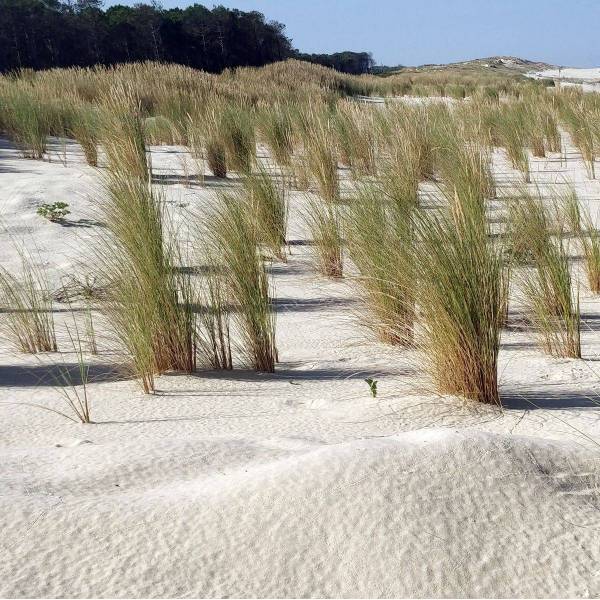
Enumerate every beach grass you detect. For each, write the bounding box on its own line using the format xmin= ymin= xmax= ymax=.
xmin=205 ymin=192 xmax=277 ymax=372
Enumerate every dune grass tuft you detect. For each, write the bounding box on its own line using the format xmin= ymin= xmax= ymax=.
xmin=508 ymin=189 xmax=581 ymax=358
xmin=144 ymin=115 xmax=179 ymax=146
xmin=257 ymin=105 xmax=295 ymax=169
xmin=332 ymin=101 xmax=377 ymax=178
xmin=96 ymin=85 xmax=197 ymax=391
xmin=581 ymin=223 xmax=600 ymax=295
xmin=69 ymin=103 xmax=101 ymax=167
xmin=379 ymin=104 xmax=438 ymax=182
xmin=346 ymin=182 xmax=414 ymax=345
xmin=244 ymin=166 xmax=288 ymax=261
xmin=495 ymin=102 xmax=531 ymax=182
xmin=98 ymin=174 xmax=196 ymax=392
xmin=435 ymin=121 xmax=495 ymax=213
xmin=100 ymin=87 xmax=149 ymax=181
xmin=559 ymin=187 xmax=600 ymax=294
xmin=205 ymin=193 xmax=277 ymax=372
xmin=220 ymin=105 xmax=256 ymax=175
xmin=304 ymin=194 xmax=344 ymax=278
xmin=53 ymin=313 xmax=92 ymax=423
xmin=298 ymin=108 xmax=340 ymax=203
xmin=187 ymin=108 xmax=224 ymax=179
xmin=0 ymin=253 xmax=57 ymax=353
xmin=206 ymin=137 xmax=228 ymax=178
xmin=560 ymin=98 xmax=596 ymax=179
xmin=0 ymin=83 xmax=51 ymax=159
xmin=196 ymin=253 xmax=233 ymax=370
xmin=413 ymin=184 xmax=505 ymax=405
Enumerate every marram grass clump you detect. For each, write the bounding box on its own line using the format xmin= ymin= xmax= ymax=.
xmin=508 ymin=189 xmax=581 ymax=358
xmin=244 ymin=167 xmax=288 ymax=261
xmin=205 ymin=192 xmax=277 ymax=372
xmin=346 ymin=182 xmax=414 ymax=345
xmin=413 ymin=189 xmax=506 ymax=405
xmin=304 ymin=194 xmax=344 ymax=278
xmin=97 ymin=174 xmax=196 ymax=392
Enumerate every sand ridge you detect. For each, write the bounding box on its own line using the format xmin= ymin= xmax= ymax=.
xmin=1 ymin=429 xmax=599 ymax=597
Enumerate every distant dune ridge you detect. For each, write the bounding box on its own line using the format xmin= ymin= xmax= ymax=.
xmin=416 ymin=55 xmax=554 ymax=71
xmin=411 ymin=55 xmax=600 ymax=84
xmin=396 ymin=55 xmax=600 ymax=91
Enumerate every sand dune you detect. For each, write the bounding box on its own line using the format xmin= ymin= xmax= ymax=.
xmin=1 ymin=429 xmax=599 ymax=597
xmin=530 ymin=67 xmax=600 ymax=81
xmin=527 ymin=67 xmax=600 ymax=92
xmin=1 ymin=133 xmax=600 ymax=597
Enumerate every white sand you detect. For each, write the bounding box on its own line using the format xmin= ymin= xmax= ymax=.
xmin=1 ymin=132 xmax=600 ymax=597
xmin=527 ymin=67 xmax=600 ymax=92
xmin=530 ymin=67 xmax=600 ymax=81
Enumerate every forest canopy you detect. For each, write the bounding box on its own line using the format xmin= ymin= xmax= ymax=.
xmin=0 ymin=0 xmax=375 ymax=74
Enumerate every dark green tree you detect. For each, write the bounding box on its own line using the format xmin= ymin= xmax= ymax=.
xmin=0 ymin=0 xmax=373 ymax=75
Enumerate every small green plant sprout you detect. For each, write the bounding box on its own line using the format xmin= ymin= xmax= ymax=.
xmin=37 ymin=202 xmax=70 ymax=223
xmin=365 ymin=377 xmax=378 ymax=398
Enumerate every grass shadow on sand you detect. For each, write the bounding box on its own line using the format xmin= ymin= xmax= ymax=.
xmin=0 ymin=362 xmax=125 ymax=387
xmin=272 ymin=296 xmax=358 ymax=313
xmin=162 ymin=363 xmax=414 ymax=385
xmin=501 ymin=388 xmax=600 ymax=410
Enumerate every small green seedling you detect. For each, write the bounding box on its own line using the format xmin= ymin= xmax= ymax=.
xmin=37 ymin=202 xmax=70 ymax=223
xmin=365 ymin=377 xmax=377 ymax=398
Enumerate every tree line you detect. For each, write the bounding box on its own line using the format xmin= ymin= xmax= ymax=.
xmin=0 ymin=0 xmax=375 ymax=75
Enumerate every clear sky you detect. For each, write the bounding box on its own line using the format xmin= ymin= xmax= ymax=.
xmin=105 ymin=0 xmax=600 ymax=67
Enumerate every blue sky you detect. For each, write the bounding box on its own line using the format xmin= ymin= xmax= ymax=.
xmin=105 ymin=0 xmax=600 ymax=67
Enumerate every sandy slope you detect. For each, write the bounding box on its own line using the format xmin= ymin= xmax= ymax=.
xmin=0 ymin=132 xmax=600 ymax=597
xmin=527 ymin=67 xmax=600 ymax=92
xmin=530 ymin=67 xmax=600 ymax=81
xmin=2 ymin=430 xmax=599 ymax=597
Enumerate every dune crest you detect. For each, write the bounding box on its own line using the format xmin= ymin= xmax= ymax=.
xmin=2 ymin=428 xmax=599 ymax=597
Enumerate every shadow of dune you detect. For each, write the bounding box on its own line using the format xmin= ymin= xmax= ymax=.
xmin=503 ymin=311 xmax=600 ymax=334
xmin=501 ymin=388 xmax=600 ymax=410
xmin=500 ymin=340 xmax=537 ymax=350
xmin=274 ymin=365 xmax=413 ymax=381
xmin=152 ymin=172 xmax=244 ymax=187
xmin=99 ymin=416 xmax=205 ymax=425
xmin=287 ymin=239 xmax=315 ymax=247
xmin=0 ymin=362 xmax=125 ymax=387
xmin=503 ymin=311 xmax=535 ymax=333
xmin=170 ymin=363 xmax=413 ymax=384
xmin=151 ymin=173 xmax=204 ymax=186
xmin=273 ymin=296 xmax=358 ymax=313
xmin=0 ymin=164 xmax=33 ymax=174
xmin=0 ymin=307 xmax=91 ymax=315
xmin=580 ymin=314 xmax=600 ymax=332
xmin=60 ymin=218 xmax=106 ymax=228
